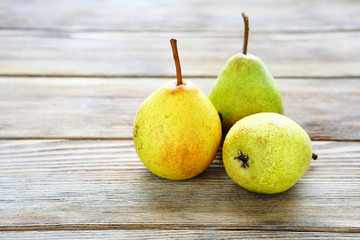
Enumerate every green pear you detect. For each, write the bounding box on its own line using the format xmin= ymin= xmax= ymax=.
xmin=209 ymin=13 xmax=283 ymax=134
xmin=223 ymin=113 xmax=313 ymax=194
xmin=133 ymin=39 xmax=222 ymax=180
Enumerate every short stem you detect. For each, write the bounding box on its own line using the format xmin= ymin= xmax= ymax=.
xmin=312 ymin=153 xmax=318 ymax=160
xmin=242 ymin=12 xmax=249 ymax=55
xmin=170 ymin=39 xmax=183 ymax=86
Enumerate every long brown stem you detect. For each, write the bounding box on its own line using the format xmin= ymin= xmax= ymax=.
xmin=170 ymin=39 xmax=183 ymax=86
xmin=242 ymin=12 xmax=249 ymax=55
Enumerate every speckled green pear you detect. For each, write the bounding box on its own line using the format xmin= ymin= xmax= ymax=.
xmin=208 ymin=13 xmax=283 ymax=134
xmin=134 ymin=80 xmax=222 ymax=180
xmin=223 ymin=113 xmax=312 ymax=194
xmin=209 ymin=53 xmax=284 ymax=133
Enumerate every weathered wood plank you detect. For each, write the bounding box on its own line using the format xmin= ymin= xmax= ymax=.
xmin=0 ymin=140 xmax=359 ymax=231
xmin=1 ymin=230 xmax=360 ymax=239
xmin=0 ymin=0 xmax=359 ymax=32
xmin=0 ymin=77 xmax=358 ymax=140
xmin=0 ymin=31 xmax=359 ymax=78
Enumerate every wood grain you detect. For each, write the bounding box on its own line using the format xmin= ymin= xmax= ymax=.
xmin=0 ymin=0 xmax=359 ymax=32
xmin=1 ymin=0 xmax=359 ymax=237
xmin=1 ymin=77 xmax=358 ymax=140
xmin=0 ymin=31 xmax=359 ymax=78
xmin=0 ymin=140 xmax=359 ymax=232
xmin=1 ymin=230 xmax=360 ymax=239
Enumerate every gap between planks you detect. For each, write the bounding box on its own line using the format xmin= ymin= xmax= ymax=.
xmin=0 ymin=74 xmax=360 ymax=80
xmin=0 ymin=137 xmax=359 ymax=142
xmin=1 ymin=224 xmax=360 ymax=233
xmin=1 ymin=26 xmax=360 ymax=34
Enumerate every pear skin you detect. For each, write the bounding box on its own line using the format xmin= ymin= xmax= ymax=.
xmin=209 ymin=53 xmax=284 ymax=133
xmin=209 ymin=12 xmax=283 ymax=134
xmin=223 ymin=113 xmax=312 ymax=194
xmin=134 ymin=80 xmax=222 ymax=180
xmin=133 ymin=39 xmax=222 ymax=180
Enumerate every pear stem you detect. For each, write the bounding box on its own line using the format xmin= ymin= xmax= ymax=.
xmin=170 ymin=39 xmax=183 ymax=86
xmin=242 ymin=12 xmax=249 ymax=55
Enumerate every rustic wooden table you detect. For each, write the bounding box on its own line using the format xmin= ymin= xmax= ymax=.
xmin=0 ymin=1 xmax=359 ymax=239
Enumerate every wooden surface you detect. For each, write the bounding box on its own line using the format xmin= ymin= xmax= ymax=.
xmin=2 ymin=230 xmax=360 ymax=240
xmin=1 ymin=0 xmax=360 ymax=239
xmin=1 ymin=230 xmax=360 ymax=240
xmin=0 ymin=31 xmax=359 ymax=78
xmin=0 ymin=140 xmax=359 ymax=231
xmin=1 ymin=77 xmax=359 ymax=140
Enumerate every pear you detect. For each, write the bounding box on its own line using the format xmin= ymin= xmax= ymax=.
xmin=209 ymin=13 xmax=283 ymax=134
xmin=223 ymin=113 xmax=314 ymax=194
xmin=133 ymin=39 xmax=222 ymax=180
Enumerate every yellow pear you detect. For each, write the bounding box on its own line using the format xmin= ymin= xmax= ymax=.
xmin=133 ymin=39 xmax=222 ymax=180
xmin=223 ymin=113 xmax=314 ymax=194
